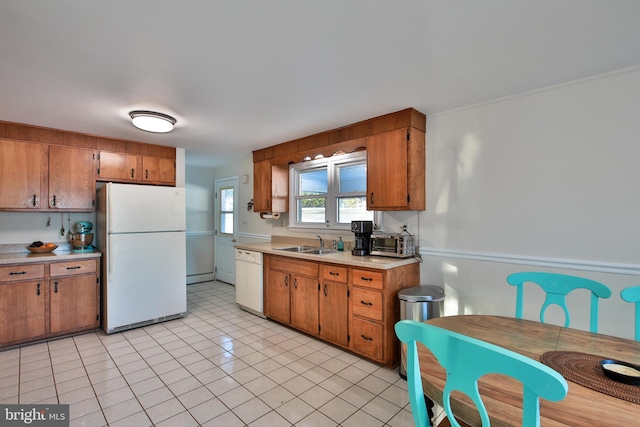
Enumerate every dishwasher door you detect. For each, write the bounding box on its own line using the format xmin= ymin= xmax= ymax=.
xmin=235 ymin=249 xmax=265 ymax=317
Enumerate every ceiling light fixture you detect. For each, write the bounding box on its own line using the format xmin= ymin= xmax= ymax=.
xmin=129 ymin=110 xmax=176 ymax=133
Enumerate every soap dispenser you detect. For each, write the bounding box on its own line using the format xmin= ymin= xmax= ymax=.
xmin=337 ymin=236 xmax=344 ymax=251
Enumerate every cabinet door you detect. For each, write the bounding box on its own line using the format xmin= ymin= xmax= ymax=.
xmin=142 ymin=156 xmax=175 ymax=185
xmin=253 ymin=159 xmax=272 ymax=212
xmin=0 ymin=280 xmax=46 ymax=344
xmin=266 ymin=269 xmax=290 ymax=324
xmin=351 ymin=317 xmax=384 ymax=361
xmin=49 ymin=145 xmax=95 ymax=210
xmin=319 ymin=281 xmax=349 ymax=347
xmin=98 ymin=151 xmax=139 ymax=182
xmin=366 ymin=128 xmax=409 ymax=210
xmin=0 ymin=139 xmax=46 ymax=209
xmin=50 ymin=275 xmax=99 ymax=334
xmin=291 ymin=275 xmax=319 ymax=335
xmin=253 ymin=160 xmax=288 ymax=213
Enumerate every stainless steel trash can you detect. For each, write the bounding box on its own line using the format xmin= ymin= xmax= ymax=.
xmin=398 ymin=285 xmax=445 ymax=379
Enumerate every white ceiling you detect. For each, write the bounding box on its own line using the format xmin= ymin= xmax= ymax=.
xmin=1 ymin=0 xmax=640 ymax=167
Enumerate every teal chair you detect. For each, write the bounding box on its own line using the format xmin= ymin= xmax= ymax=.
xmin=507 ymin=272 xmax=612 ymax=333
xmin=620 ymin=286 xmax=640 ymax=341
xmin=395 ymin=320 xmax=568 ymax=427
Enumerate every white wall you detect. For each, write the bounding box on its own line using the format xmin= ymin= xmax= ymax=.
xmin=419 ymin=66 xmax=640 ymax=339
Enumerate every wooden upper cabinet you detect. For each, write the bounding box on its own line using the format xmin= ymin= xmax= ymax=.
xmin=48 ymin=145 xmax=96 ymax=211
xmin=367 ymin=127 xmax=425 ymax=211
xmin=0 ymin=139 xmax=47 ymax=209
xmin=252 ymin=108 xmax=426 ymax=213
xmin=142 ymin=156 xmax=175 ymax=185
xmin=98 ymin=152 xmax=176 ymax=186
xmin=253 ymin=159 xmax=288 ymax=213
xmin=98 ymin=151 xmax=139 ymax=182
xmin=253 ymin=159 xmax=271 ymax=212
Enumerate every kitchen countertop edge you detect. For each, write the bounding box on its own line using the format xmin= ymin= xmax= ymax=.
xmin=0 ymin=251 xmax=102 ymax=265
xmin=235 ymin=242 xmax=419 ymax=270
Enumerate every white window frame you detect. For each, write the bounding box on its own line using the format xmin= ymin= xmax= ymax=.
xmin=218 ymin=185 xmax=235 ymax=236
xmin=288 ymin=151 xmax=382 ymax=231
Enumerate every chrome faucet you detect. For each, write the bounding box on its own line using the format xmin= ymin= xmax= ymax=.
xmin=316 ymin=235 xmax=324 ymax=248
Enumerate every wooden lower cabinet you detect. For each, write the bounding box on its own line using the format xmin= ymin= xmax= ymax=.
xmin=291 ymin=275 xmax=320 ymax=335
xmin=319 ymin=264 xmax=349 ymax=347
xmin=266 ymin=269 xmax=291 ymax=324
xmin=351 ymin=317 xmax=384 ymax=361
xmin=264 ymin=254 xmax=419 ymax=367
xmin=50 ymin=268 xmax=99 ymax=334
xmin=0 ymin=280 xmax=46 ymax=344
xmin=319 ymin=280 xmax=349 ymax=347
xmin=0 ymin=257 xmax=100 ymax=348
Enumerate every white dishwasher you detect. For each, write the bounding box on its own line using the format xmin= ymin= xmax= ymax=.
xmin=235 ymin=249 xmax=265 ymax=317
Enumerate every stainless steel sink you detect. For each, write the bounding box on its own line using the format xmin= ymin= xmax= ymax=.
xmin=304 ymin=248 xmax=335 ymax=254
xmin=276 ymin=246 xmax=317 ymax=252
xmin=276 ymin=246 xmax=336 ymax=255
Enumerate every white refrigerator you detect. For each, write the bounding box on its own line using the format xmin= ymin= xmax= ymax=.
xmin=97 ymin=182 xmax=187 ymax=334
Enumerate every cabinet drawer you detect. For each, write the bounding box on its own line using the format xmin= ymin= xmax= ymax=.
xmin=0 ymin=264 xmax=45 ymax=282
xmin=352 ymin=269 xmax=383 ymax=289
xmin=269 ymin=256 xmax=318 ymax=277
xmin=351 ymin=317 xmax=384 ymax=361
xmin=50 ymin=259 xmax=97 ymax=277
xmin=351 ymin=288 xmax=383 ymax=321
xmin=322 ymin=265 xmax=347 ymax=283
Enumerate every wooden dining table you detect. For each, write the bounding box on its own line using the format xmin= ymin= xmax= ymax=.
xmin=414 ymin=315 xmax=640 ymax=426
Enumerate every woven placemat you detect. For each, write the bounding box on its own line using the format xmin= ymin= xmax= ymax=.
xmin=540 ymin=351 xmax=640 ymax=404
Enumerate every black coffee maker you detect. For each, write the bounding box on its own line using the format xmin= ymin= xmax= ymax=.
xmin=351 ymin=220 xmax=373 ymax=256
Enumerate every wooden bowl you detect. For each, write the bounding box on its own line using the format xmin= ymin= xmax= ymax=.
xmin=27 ymin=244 xmax=58 ymax=253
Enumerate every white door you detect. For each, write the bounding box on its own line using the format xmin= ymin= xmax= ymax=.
xmin=214 ymin=176 xmax=238 ymax=284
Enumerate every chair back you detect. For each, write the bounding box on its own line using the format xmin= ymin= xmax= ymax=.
xmin=620 ymin=286 xmax=640 ymax=341
xmin=507 ymin=272 xmax=611 ymax=333
xmin=395 ymin=320 xmax=567 ymax=427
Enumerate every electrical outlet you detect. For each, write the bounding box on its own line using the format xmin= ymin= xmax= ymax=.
xmin=401 ymin=225 xmax=408 ymax=232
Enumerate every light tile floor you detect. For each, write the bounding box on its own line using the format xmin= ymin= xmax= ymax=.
xmin=0 ymin=281 xmax=421 ymax=426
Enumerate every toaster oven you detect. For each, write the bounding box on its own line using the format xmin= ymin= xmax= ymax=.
xmin=370 ymin=234 xmax=415 ymax=258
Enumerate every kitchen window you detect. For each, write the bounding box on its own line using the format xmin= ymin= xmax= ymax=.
xmin=289 ymin=151 xmax=378 ymax=230
xmin=218 ymin=186 xmax=234 ymax=235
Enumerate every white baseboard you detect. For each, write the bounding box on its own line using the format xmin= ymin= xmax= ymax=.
xmin=187 ymin=272 xmax=215 ymax=284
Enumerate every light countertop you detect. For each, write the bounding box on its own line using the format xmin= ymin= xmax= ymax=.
xmin=0 ymin=250 xmax=101 ymax=265
xmin=235 ymin=242 xmax=419 ymax=270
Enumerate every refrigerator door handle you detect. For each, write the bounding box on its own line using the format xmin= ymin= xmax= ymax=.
xmin=108 ymin=237 xmax=113 ymax=281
